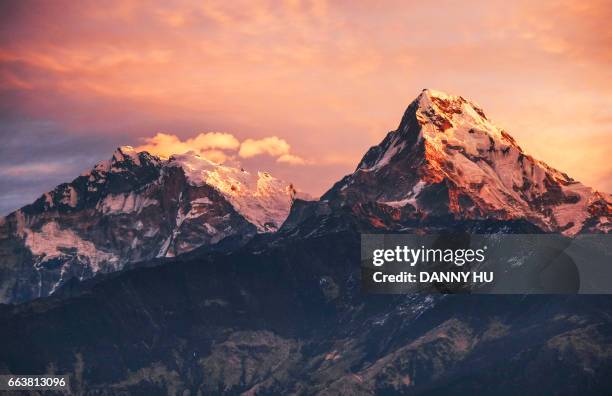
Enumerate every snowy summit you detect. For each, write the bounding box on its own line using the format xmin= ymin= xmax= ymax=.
xmin=0 ymin=146 xmax=302 ymax=303
xmin=326 ymin=89 xmax=611 ymax=235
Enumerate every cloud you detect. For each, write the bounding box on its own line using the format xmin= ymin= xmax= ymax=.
xmin=239 ymin=136 xmax=306 ymax=164
xmin=0 ymin=163 xmax=67 ymax=177
xmin=277 ymin=153 xmax=307 ymax=165
xmin=238 ymin=137 xmax=289 ymax=158
xmin=135 ymin=132 xmax=307 ymax=165
xmin=197 ymin=149 xmax=230 ymax=164
xmin=135 ymin=132 xmax=240 ymax=160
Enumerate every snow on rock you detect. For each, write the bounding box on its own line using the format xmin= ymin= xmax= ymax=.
xmin=378 ymin=180 xmax=426 ymax=209
xmin=25 ymin=221 xmax=119 ymax=273
xmin=93 ymin=159 xmax=111 ymax=173
xmin=112 ymin=146 xmax=141 ymax=165
xmin=367 ymin=135 xmax=406 ymax=172
xmin=97 ymin=192 xmax=158 ymax=214
xmin=341 ymin=89 xmax=611 ymax=235
xmin=412 ymin=90 xmax=609 ymax=233
xmin=551 ymin=183 xmax=595 ymax=235
xmin=170 ymin=153 xmax=296 ymax=231
xmin=1 ymin=144 xmax=308 ymax=303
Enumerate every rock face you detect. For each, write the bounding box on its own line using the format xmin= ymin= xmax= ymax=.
xmin=1 ymin=90 xmax=611 ymax=394
xmin=0 ymin=147 xmax=298 ymax=303
xmin=323 ymin=89 xmax=611 ymax=235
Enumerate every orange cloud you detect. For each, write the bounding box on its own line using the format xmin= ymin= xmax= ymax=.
xmin=239 ymin=137 xmax=289 ymax=158
xmin=277 ymin=153 xmax=307 ymax=165
xmin=135 ymin=132 xmax=240 ymax=161
xmin=135 ymin=132 xmax=307 ymax=165
xmin=239 ymin=137 xmax=307 ymax=164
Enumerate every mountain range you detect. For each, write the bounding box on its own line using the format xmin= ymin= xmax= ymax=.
xmin=0 ymin=148 xmax=300 ymax=303
xmin=0 ymin=89 xmax=611 ymax=394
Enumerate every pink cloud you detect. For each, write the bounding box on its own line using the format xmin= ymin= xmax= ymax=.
xmin=134 ymin=132 xmax=307 ymax=166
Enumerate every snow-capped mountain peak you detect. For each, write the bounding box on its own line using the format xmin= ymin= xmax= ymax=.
xmin=168 ymin=152 xmax=296 ymax=231
xmin=113 ymin=145 xmax=139 ymax=163
xmin=416 ymin=88 xmax=505 ymax=140
xmin=0 ymin=147 xmax=301 ymax=303
xmin=328 ymin=89 xmax=611 ymax=235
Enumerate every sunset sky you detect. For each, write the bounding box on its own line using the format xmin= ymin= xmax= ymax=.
xmin=1 ymin=0 xmax=611 ymax=215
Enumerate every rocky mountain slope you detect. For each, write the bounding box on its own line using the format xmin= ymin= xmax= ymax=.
xmin=2 ymin=224 xmax=611 ymax=395
xmin=0 ymin=147 xmax=298 ymax=303
xmin=322 ymin=89 xmax=610 ymax=235
xmin=0 ymin=89 xmax=611 ymax=394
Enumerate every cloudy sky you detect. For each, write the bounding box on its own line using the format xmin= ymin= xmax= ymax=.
xmin=1 ymin=0 xmax=611 ymax=215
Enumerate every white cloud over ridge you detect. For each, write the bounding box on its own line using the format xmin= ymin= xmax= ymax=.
xmin=135 ymin=132 xmax=307 ymax=165
xmin=239 ymin=137 xmax=290 ymax=158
